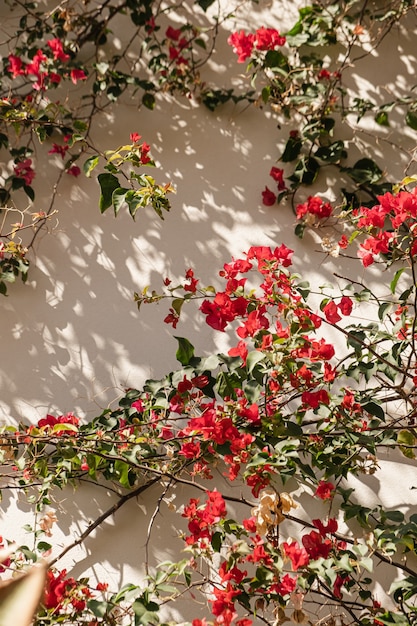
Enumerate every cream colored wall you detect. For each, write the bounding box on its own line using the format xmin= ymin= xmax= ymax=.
xmin=0 ymin=1 xmax=416 ymax=621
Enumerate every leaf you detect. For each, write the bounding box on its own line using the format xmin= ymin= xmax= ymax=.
xmin=112 ymin=188 xmax=129 ymax=216
xmin=281 ymin=135 xmax=302 ymax=162
xmin=359 ymin=557 xmax=374 ymax=572
xmin=362 ymin=401 xmax=385 ymax=421
xmin=98 ymin=173 xmax=120 ymax=213
xmin=406 ymin=110 xmax=417 ymax=130
xmin=88 ymin=599 xmax=109 ymax=618
xmin=51 ymin=422 xmax=79 ymax=433
xmin=174 ymin=337 xmax=195 ymax=366
xmin=342 ymin=158 xmax=383 ymax=185
xmin=142 ymin=93 xmax=155 ymax=110
xmin=195 ymin=0 xmax=216 ymax=9
xmin=390 ymin=268 xmax=406 ymax=294
xmin=375 ymin=111 xmax=390 ymax=126
xmin=246 ymin=351 xmax=265 ymax=373
xmin=83 ymin=155 xmax=100 ymax=177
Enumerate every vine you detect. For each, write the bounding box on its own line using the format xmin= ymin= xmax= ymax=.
xmin=0 ymin=2 xmax=417 ymax=626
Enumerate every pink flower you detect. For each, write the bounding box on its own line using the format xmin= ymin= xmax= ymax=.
xmin=262 ymin=186 xmax=276 ymax=206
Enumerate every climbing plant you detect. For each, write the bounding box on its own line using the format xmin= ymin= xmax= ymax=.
xmin=0 ymin=1 xmax=417 ymax=626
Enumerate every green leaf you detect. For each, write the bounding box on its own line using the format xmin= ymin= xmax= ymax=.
xmin=390 ymin=268 xmax=406 ymax=294
xmin=98 ymin=173 xmax=120 ymax=213
xmin=87 ymin=599 xmax=109 ymax=618
xmin=281 ymin=135 xmax=302 ymax=162
xmin=211 ymin=531 xmax=223 ymax=552
xmin=406 ymin=110 xmax=417 ymax=130
xmin=359 ymin=557 xmax=373 ymax=572
xmin=362 ymin=401 xmax=385 ymax=421
xmin=195 ymin=0 xmax=216 ymax=9
xmin=112 ymin=188 xmax=129 ymax=216
xmin=174 ymin=337 xmax=195 ymax=366
xmin=342 ymin=158 xmax=383 ymax=185
xmin=264 ymin=50 xmax=289 ymax=71
xmin=246 ymin=351 xmax=265 ymax=373
xmin=375 ymin=111 xmax=389 ymax=126
xmin=142 ymin=93 xmax=155 ymax=110
xmin=83 ymin=155 xmax=100 ymax=177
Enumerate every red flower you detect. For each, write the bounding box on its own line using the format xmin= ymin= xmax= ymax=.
xmin=164 ymin=307 xmax=179 ymax=328
xmin=184 ymin=268 xmax=199 ymax=292
xmin=255 ymin=27 xmax=286 ymax=50
xmin=302 ymin=530 xmax=332 ymax=559
xmin=269 ymin=166 xmax=287 ymax=190
xmin=271 ymin=573 xmax=297 ymax=596
xmin=140 ymin=141 xmax=152 ymax=164
xmin=67 ymin=165 xmax=81 ymax=177
xmin=70 ymin=68 xmax=87 ymax=84
xmin=44 ymin=569 xmax=77 ymax=611
xmin=339 ymin=234 xmax=349 ymax=249
xmin=48 ymin=143 xmax=69 ymax=158
xmin=179 ymin=441 xmax=201 ymax=459
xmin=14 ymin=159 xmax=35 ymax=186
xmin=314 ymin=480 xmax=335 ymax=500
xmin=323 ymin=300 xmax=341 ymax=324
xmin=47 ymin=38 xmax=70 ymax=62
xmin=318 ymin=68 xmax=331 ymax=80
xmin=301 ymin=389 xmax=330 ymax=409
xmin=339 ymin=296 xmax=353 ymax=316
xmin=296 ymin=196 xmax=333 ymax=220
xmin=262 ymin=186 xmax=277 ymax=206
xmin=166 ymin=26 xmax=182 ymax=41
xmin=236 ymin=307 xmax=269 ymax=338
xmin=227 ymin=30 xmax=255 ymax=63
xmin=312 ymin=517 xmax=338 ymax=536
xmin=96 ymin=582 xmax=108 ymax=591
xmin=200 ymin=293 xmax=247 ymax=331
xmin=8 ymin=54 xmax=24 ymax=78
xmin=282 ymin=540 xmax=310 ymax=570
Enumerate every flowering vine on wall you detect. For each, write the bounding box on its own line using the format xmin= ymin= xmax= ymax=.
xmin=0 ymin=1 xmax=417 ymax=626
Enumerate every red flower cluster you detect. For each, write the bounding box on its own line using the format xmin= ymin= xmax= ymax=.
xmin=228 ymin=27 xmax=286 ymax=63
xmin=37 ymin=412 xmax=80 ymax=434
xmin=314 ymin=480 xmax=335 ymax=500
xmin=165 ymin=25 xmax=191 ymax=66
xmin=14 ymin=158 xmax=35 ymax=185
xmin=7 ymin=39 xmax=86 ymax=90
xmin=182 ymin=490 xmax=227 ymax=545
xmin=44 ymin=568 xmax=92 ymax=613
xmin=322 ymin=295 xmax=353 ymax=324
xmin=354 ymin=189 xmax=417 ymax=266
xmin=296 ymin=196 xmax=333 ymax=220
xmin=262 ymin=167 xmax=287 ymax=206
